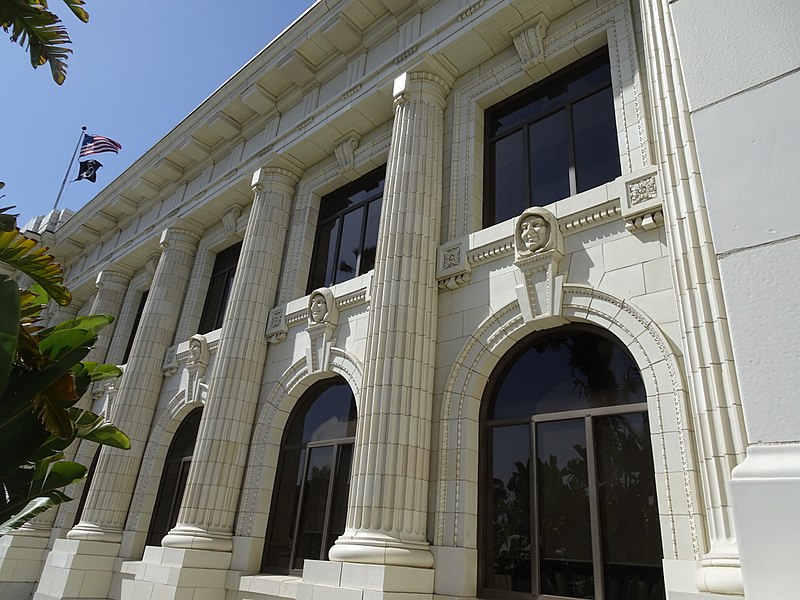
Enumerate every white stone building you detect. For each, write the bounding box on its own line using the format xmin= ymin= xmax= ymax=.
xmin=2 ymin=0 xmax=798 ymax=599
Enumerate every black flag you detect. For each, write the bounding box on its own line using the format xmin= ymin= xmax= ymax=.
xmin=75 ymin=159 xmax=103 ymax=183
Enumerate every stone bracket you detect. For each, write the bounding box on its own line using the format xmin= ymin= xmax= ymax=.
xmin=436 ymin=238 xmax=471 ymax=290
xmin=266 ymin=306 xmax=287 ymax=343
xmin=619 ymin=166 xmax=663 ymax=230
xmin=514 ymin=248 xmax=567 ymax=328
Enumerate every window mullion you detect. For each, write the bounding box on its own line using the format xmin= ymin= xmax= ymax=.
xmin=289 ymin=447 xmax=313 ymax=569
xmin=566 ymin=101 xmax=578 ymax=196
xmin=586 ymin=416 xmax=605 ymax=600
xmin=319 ymin=444 xmax=340 ymax=560
xmin=530 ymin=419 xmax=541 ymax=597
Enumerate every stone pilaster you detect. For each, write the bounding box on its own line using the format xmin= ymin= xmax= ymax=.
xmin=161 ymin=167 xmax=299 ymax=552
xmin=32 ymin=227 xmax=199 ymax=600
xmin=639 ymin=0 xmax=747 ymax=595
xmin=328 ymin=71 xmax=449 ymax=569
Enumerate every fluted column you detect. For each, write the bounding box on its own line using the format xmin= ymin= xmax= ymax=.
xmin=162 ymin=167 xmax=299 ymax=551
xmin=84 ymin=269 xmax=131 ymax=365
xmin=46 ymin=299 xmax=80 ymax=326
xmin=329 ymin=71 xmax=448 ymax=568
xmin=69 ymin=227 xmax=200 ymax=542
xmin=639 ymin=0 xmax=747 ymax=595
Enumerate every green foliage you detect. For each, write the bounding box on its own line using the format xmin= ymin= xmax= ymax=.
xmin=0 ymin=209 xmax=129 ymax=534
xmin=0 ymin=0 xmax=90 ymax=85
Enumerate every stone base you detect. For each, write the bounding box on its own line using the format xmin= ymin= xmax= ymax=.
xmin=297 ymin=560 xmax=434 ymax=599
xmin=0 ymin=529 xmax=50 ymax=591
xmin=33 ymin=538 xmax=120 ymax=600
xmin=119 ymin=546 xmax=231 ymax=600
xmin=731 ymin=442 xmax=800 ymax=600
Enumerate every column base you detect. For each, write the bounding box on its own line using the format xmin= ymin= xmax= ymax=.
xmin=329 ymin=531 xmax=433 ymax=568
xmin=32 ymin=538 xmax=120 ymax=600
xmin=161 ymin=524 xmax=233 ymax=552
xmin=298 ymin=559 xmax=434 ymax=599
xmin=119 ymin=545 xmax=231 ymax=600
xmin=731 ymin=442 xmax=800 ymax=600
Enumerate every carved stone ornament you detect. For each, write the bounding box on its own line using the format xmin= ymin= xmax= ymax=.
xmin=186 ymin=334 xmax=210 ymax=368
xmin=222 ymin=205 xmax=242 ymax=237
xmin=180 ymin=334 xmax=210 ymax=404
xmin=618 ymin=168 xmax=663 ymax=231
xmin=514 ymin=207 xmax=567 ymax=328
xmin=162 ymin=345 xmax=179 ymax=376
xmin=627 ymin=174 xmax=657 ymax=206
xmin=305 ymin=288 xmax=338 ymax=375
xmin=514 ymin=206 xmax=563 ymax=260
xmin=513 ymin=15 xmax=549 ymax=71
xmin=265 ymin=306 xmax=288 ymax=344
xmin=307 ymin=287 xmax=338 ymax=326
xmin=334 ymin=134 xmax=361 ymax=174
xmin=436 ymin=239 xmax=471 ymax=290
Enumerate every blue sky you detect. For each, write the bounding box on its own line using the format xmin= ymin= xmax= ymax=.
xmin=2 ymin=0 xmax=313 ymax=228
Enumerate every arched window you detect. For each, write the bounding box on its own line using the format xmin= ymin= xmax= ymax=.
xmin=146 ymin=407 xmax=202 ymax=546
xmin=481 ymin=327 xmax=664 ymax=599
xmin=262 ymin=378 xmax=357 ymax=574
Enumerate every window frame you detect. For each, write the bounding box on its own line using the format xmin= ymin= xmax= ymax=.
xmin=306 ymin=165 xmax=386 ymax=293
xmin=121 ymin=289 xmax=149 ymax=364
xmin=261 ymin=377 xmax=357 ymax=575
xmin=478 ymin=326 xmax=664 ymax=600
xmin=146 ymin=407 xmax=202 ymax=547
xmin=198 ymin=241 xmax=242 ymax=334
xmin=483 ymin=48 xmax=620 ymax=227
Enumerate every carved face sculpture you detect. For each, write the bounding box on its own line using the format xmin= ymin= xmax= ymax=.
xmin=519 ymin=214 xmax=550 ymax=253
xmin=189 ymin=339 xmax=202 ymax=362
xmin=309 ymin=293 xmax=328 ymax=324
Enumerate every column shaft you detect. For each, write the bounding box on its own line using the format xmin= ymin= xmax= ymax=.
xmin=329 ymin=71 xmax=448 ymax=568
xmin=162 ymin=168 xmax=299 ymax=551
xmin=639 ymin=0 xmax=747 ymax=594
xmin=69 ymin=227 xmax=200 ymax=542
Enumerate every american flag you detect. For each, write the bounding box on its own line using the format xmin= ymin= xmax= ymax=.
xmin=79 ymin=133 xmax=122 ymax=157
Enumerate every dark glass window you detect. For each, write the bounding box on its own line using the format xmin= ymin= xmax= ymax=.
xmin=485 ymin=49 xmax=620 ymax=226
xmin=481 ymin=327 xmax=664 ymax=599
xmin=73 ymin=448 xmax=101 ymax=526
xmin=262 ymin=378 xmax=357 ymax=574
xmin=146 ymin=408 xmax=202 ymax=547
xmin=307 ymin=166 xmax=385 ymax=292
xmin=198 ymin=241 xmax=242 ymax=334
xmin=122 ymin=289 xmax=148 ymax=363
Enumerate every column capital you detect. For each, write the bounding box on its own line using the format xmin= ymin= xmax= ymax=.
xmin=159 ymin=227 xmax=201 ymax=253
xmin=251 ymin=165 xmax=301 ymax=195
xmin=94 ymin=269 xmax=132 ymax=292
xmin=392 ymin=70 xmax=451 ymax=111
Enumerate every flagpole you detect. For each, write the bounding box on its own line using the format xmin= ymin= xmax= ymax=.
xmin=53 ymin=125 xmax=87 ymax=211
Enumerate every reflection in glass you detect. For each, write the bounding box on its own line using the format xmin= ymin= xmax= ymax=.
xmin=530 ymin=109 xmax=570 ymax=207
xmin=482 ymin=328 xmax=664 ymax=599
xmin=595 ymin=413 xmax=665 ymax=600
xmin=308 ymin=166 xmax=386 ymax=291
xmin=490 ymin=332 xmax=644 ymax=420
xmin=293 ymin=446 xmax=334 ymax=568
xmin=146 ymin=408 xmax=203 ymax=547
xmin=492 ymin=130 xmax=526 ymax=224
xmin=486 ymin=424 xmax=531 ymax=592
xmin=263 ymin=378 xmax=357 ymax=573
xmin=537 ymin=419 xmax=593 ymax=598
xmin=573 ymin=88 xmax=620 ymax=193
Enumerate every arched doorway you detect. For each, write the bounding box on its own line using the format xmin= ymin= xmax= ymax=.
xmin=480 ymin=326 xmax=664 ymax=599
xmin=146 ymin=407 xmax=202 ymax=546
xmin=262 ymin=377 xmax=357 ymax=574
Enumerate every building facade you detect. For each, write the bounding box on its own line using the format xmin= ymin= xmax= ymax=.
xmin=2 ymin=0 xmax=798 ymax=599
